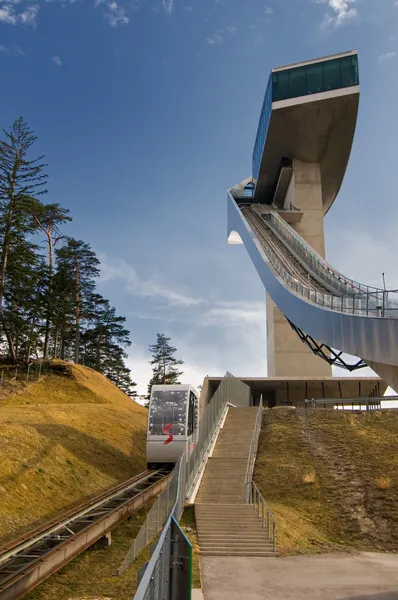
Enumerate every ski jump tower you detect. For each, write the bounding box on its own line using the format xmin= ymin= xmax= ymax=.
xmin=227 ymin=50 xmax=398 ymax=391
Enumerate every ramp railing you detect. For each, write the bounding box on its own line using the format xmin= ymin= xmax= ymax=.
xmin=242 ymin=206 xmax=398 ymax=318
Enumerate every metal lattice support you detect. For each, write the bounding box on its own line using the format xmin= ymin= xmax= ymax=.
xmin=286 ymin=318 xmax=368 ymax=371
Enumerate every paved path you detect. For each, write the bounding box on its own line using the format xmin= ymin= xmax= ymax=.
xmin=201 ymin=553 xmax=398 ymax=600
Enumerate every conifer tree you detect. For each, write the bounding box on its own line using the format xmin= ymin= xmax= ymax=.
xmin=55 ymin=239 xmax=100 ymax=363
xmin=33 ymin=202 xmax=71 ymax=359
xmin=0 ymin=117 xmax=47 ymax=362
xmin=148 ymin=333 xmax=184 ymax=395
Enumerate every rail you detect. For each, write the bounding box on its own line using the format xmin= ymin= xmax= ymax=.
xmin=247 ymin=481 xmax=276 ymax=553
xmin=0 ymin=469 xmax=170 ymax=600
xmin=244 ymin=398 xmax=263 ymax=502
xmin=242 ymin=207 xmax=398 ymax=318
xmin=302 ymin=396 xmax=398 ymax=410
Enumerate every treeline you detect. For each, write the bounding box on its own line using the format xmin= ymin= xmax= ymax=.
xmin=0 ymin=117 xmax=136 ymax=396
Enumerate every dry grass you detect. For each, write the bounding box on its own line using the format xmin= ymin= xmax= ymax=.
xmin=0 ymin=362 xmax=147 ymax=542
xmin=24 ymin=503 xmax=153 ymax=600
xmin=375 ymin=477 xmax=391 ymax=490
xmin=254 ymin=408 xmax=398 ymax=556
xmin=302 ymin=472 xmax=316 ymax=484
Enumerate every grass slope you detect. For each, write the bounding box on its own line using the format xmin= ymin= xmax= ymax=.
xmin=0 ymin=362 xmax=147 ymax=543
xmin=254 ymin=408 xmax=398 ymax=556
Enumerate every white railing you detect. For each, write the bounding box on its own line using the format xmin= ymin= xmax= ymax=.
xmin=242 ymin=208 xmax=398 ymax=319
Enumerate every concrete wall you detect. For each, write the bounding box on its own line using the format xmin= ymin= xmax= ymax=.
xmin=289 ymin=160 xmax=326 ymax=257
xmin=266 ymin=159 xmax=331 ymax=377
xmin=266 ymin=293 xmax=331 ymax=377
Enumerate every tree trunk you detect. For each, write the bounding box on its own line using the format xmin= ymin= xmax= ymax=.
xmin=43 ymin=231 xmax=53 ymax=360
xmin=0 ymin=209 xmax=17 ymax=363
xmin=74 ymin=257 xmax=80 ymax=364
xmin=52 ymin=328 xmax=59 ymax=358
xmin=95 ymin=334 xmax=102 ymax=371
xmin=60 ymin=331 xmax=66 ymax=360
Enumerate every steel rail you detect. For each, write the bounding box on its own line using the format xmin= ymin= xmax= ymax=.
xmin=0 ymin=468 xmax=171 ymax=600
xmin=0 ymin=470 xmax=155 ymax=556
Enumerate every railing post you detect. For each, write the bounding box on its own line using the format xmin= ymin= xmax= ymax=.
xmin=156 ymin=497 xmax=160 ymax=533
xmin=267 ymin=511 xmax=270 ymax=536
xmin=144 ymin=516 xmax=148 ymax=546
xmin=132 ymin=538 xmax=137 ymax=561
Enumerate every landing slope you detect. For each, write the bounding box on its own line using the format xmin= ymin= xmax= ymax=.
xmin=254 ymin=408 xmax=398 ymax=555
xmin=0 ymin=362 xmax=147 ymax=542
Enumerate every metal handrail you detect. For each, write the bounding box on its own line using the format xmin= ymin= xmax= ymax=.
xmin=133 ymin=373 xmax=240 ymax=600
xmin=270 ymin=210 xmax=398 ymax=297
xmin=244 ymin=398 xmax=263 ymax=502
xmin=247 ymin=481 xmax=276 ymax=553
xmin=241 ymin=207 xmax=398 ymax=319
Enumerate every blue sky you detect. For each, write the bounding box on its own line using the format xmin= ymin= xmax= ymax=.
xmin=1 ymin=0 xmax=398 ymax=393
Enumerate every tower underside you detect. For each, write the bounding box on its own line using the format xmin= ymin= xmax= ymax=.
xmin=265 ymin=159 xmax=331 ymax=377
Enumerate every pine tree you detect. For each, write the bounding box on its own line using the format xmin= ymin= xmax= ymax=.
xmin=4 ymin=239 xmax=45 ymax=361
xmin=0 ymin=117 xmax=47 ymax=362
xmin=148 ymin=333 xmax=184 ymax=395
xmin=33 ymin=203 xmax=71 ymax=359
xmin=81 ymin=295 xmax=131 ymax=372
xmin=55 ymin=239 xmax=100 ymax=363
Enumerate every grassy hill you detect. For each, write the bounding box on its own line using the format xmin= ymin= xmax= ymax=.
xmin=254 ymin=408 xmax=398 ymax=555
xmin=0 ymin=361 xmax=147 ymax=543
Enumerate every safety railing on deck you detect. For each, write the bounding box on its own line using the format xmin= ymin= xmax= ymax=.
xmin=247 ymin=481 xmax=276 ymax=553
xmin=242 ymin=207 xmax=398 ymax=319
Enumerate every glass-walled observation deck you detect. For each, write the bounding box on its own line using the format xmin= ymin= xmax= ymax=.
xmin=252 ymin=53 xmax=359 ymax=185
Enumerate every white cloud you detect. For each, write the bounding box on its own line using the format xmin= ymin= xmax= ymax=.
xmin=201 ymin=301 xmax=265 ymax=329
xmin=206 ymin=32 xmax=223 ymax=45
xmin=264 ymin=5 xmax=273 ymax=15
xmin=0 ymin=2 xmax=39 ymax=26
xmin=0 ymin=4 xmax=17 ymax=24
xmin=378 ymin=52 xmax=396 ymax=63
xmin=206 ymin=25 xmax=237 ymax=45
xmin=52 ymin=55 xmax=62 ymax=66
xmin=100 ymin=256 xmax=206 ymax=307
xmin=225 ymin=25 xmax=237 ymax=34
xmin=94 ymin=0 xmax=129 ymax=26
xmin=0 ymin=43 xmax=24 ymax=54
xmin=126 ymin=342 xmax=218 ymax=395
xmin=99 ymin=255 xmax=266 ymax=394
xmin=162 ymin=0 xmax=174 ymax=14
xmin=316 ymin=0 xmax=357 ymax=27
xmin=19 ymin=3 xmax=38 ymax=25
xmin=105 ymin=0 xmax=129 ymax=26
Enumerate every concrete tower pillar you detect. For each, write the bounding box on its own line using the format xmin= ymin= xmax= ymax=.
xmin=266 ymin=160 xmax=332 ymax=378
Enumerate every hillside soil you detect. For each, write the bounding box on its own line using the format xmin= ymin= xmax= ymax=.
xmin=0 ymin=361 xmax=147 ymax=543
xmin=254 ymin=408 xmax=398 ymax=555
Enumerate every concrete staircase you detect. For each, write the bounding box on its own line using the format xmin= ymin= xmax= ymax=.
xmin=195 ymin=407 xmax=276 ymax=557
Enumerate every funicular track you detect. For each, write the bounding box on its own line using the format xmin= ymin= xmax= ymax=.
xmin=228 ymin=198 xmax=398 ymax=376
xmin=0 ymin=468 xmax=171 ymax=600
